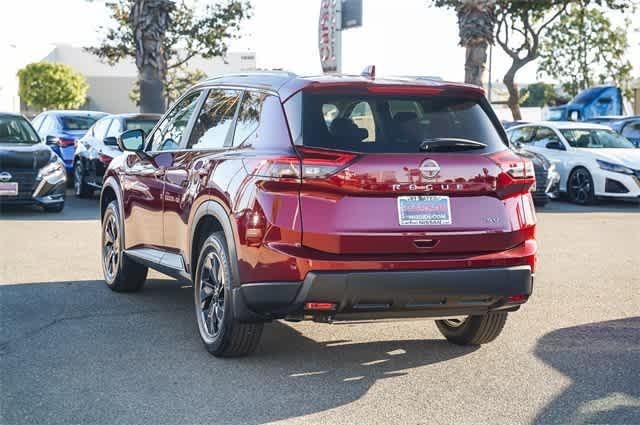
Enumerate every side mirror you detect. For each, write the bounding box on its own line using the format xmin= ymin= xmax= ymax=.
xmin=45 ymin=135 xmax=59 ymax=145
xmin=103 ymin=136 xmax=118 ymax=147
xmin=546 ymin=141 xmax=565 ymax=150
xmin=117 ymin=129 xmax=145 ymax=152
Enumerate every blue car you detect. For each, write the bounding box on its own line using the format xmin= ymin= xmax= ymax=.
xmin=31 ymin=110 xmax=107 ymax=172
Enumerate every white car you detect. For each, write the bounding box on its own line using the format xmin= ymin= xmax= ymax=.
xmin=506 ymin=121 xmax=640 ymax=204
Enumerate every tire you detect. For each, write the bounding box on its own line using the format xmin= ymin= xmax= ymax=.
xmin=74 ymin=160 xmax=93 ymax=198
xmin=102 ymin=201 xmax=148 ymax=292
xmin=44 ymin=202 xmax=64 ymax=213
xmin=436 ymin=312 xmax=508 ymax=345
xmin=194 ymin=232 xmax=263 ymax=357
xmin=567 ymin=167 xmax=595 ymax=205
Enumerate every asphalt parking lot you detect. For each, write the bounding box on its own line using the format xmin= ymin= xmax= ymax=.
xmin=1 ymin=194 xmax=639 ymax=425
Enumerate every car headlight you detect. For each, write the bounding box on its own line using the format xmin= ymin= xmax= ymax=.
xmin=596 ymin=160 xmax=635 ymax=175
xmin=37 ymin=154 xmax=65 ymax=180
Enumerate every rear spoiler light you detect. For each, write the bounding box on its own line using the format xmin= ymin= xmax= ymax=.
xmin=490 ymin=151 xmax=536 ymax=199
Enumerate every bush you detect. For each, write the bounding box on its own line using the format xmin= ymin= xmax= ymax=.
xmin=17 ymin=62 xmax=88 ymax=111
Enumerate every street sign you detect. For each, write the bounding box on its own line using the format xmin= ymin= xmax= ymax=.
xmin=318 ymin=0 xmax=341 ymax=73
xmin=341 ymin=0 xmax=362 ymax=29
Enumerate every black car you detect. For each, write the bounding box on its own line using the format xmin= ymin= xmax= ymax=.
xmin=0 ymin=113 xmax=66 ymax=212
xmin=73 ymin=113 xmax=160 ymax=197
xmin=511 ymin=145 xmax=559 ymax=207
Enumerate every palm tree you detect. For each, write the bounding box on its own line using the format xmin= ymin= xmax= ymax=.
xmin=455 ymin=0 xmax=496 ymax=87
xmin=130 ymin=0 xmax=175 ymax=113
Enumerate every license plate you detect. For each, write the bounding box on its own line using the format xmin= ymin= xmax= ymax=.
xmin=0 ymin=182 xmax=18 ymax=196
xmin=397 ymin=196 xmax=451 ymax=225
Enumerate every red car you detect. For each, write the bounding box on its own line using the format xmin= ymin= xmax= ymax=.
xmin=100 ymin=72 xmax=537 ymax=357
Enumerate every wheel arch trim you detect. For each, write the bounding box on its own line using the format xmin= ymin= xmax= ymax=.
xmin=189 ymin=199 xmax=241 ymax=287
xmin=100 ymin=176 xmax=125 ymax=247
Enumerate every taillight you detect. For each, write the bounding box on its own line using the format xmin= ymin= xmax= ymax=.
xmin=244 ymin=147 xmax=357 ymax=180
xmin=98 ymin=154 xmax=113 ymax=165
xmin=296 ymin=147 xmax=357 ymax=179
xmin=57 ymin=137 xmax=76 ymax=147
xmin=490 ymin=150 xmax=536 ymax=199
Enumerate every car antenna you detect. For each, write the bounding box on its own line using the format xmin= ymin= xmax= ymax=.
xmin=361 ymin=65 xmax=376 ymax=79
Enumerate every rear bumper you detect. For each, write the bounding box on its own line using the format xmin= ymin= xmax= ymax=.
xmin=234 ymin=265 xmax=533 ymax=322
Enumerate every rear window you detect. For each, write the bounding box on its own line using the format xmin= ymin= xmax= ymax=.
xmin=62 ymin=116 xmax=99 ymax=130
xmin=296 ymin=92 xmax=505 ymax=153
xmin=125 ymin=119 xmax=158 ymax=134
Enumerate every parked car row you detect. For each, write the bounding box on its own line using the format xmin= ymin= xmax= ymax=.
xmin=506 ymin=121 xmax=640 ymax=204
xmin=0 ymin=110 xmax=160 ymax=212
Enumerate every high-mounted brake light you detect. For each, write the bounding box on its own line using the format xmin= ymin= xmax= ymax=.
xmin=490 ymin=150 xmax=536 ymax=199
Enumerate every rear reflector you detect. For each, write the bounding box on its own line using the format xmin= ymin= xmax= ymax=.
xmin=507 ymin=294 xmax=528 ymax=303
xmin=305 ymin=302 xmax=337 ymax=311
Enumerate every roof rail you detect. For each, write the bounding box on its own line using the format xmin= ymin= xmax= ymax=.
xmin=204 ymin=70 xmax=298 ymax=82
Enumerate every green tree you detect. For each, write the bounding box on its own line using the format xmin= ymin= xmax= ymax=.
xmin=519 ymin=82 xmax=558 ymax=107
xmin=87 ymin=0 xmax=250 ymax=113
xmin=538 ymin=3 xmax=633 ymax=98
xmin=433 ymin=0 xmax=632 ymax=120
xmin=17 ymin=62 xmax=88 ymax=112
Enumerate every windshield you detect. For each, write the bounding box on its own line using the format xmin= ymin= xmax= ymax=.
xmin=572 ymin=87 xmax=606 ymax=104
xmin=0 ymin=116 xmax=40 ymax=144
xmin=560 ymin=129 xmax=635 ymax=149
xmin=62 ymin=116 xmax=100 ymax=130
xmin=298 ymin=92 xmax=504 ymax=154
xmin=125 ymin=119 xmax=159 ymax=135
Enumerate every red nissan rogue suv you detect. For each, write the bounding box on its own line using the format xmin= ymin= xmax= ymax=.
xmin=100 ymin=72 xmax=537 ymax=357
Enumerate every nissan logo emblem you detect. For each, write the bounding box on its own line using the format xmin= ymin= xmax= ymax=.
xmin=0 ymin=172 xmax=12 ymax=182
xmin=419 ymin=159 xmax=440 ymax=179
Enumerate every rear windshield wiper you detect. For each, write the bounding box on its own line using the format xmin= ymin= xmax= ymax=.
xmin=419 ymin=138 xmax=488 ymax=152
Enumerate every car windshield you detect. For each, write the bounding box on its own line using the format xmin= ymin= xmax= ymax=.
xmin=299 ymin=92 xmax=504 ymax=153
xmin=62 ymin=116 xmax=100 ymax=130
xmin=125 ymin=119 xmax=158 ymax=135
xmin=560 ymin=128 xmax=635 ymax=149
xmin=0 ymin=116 xmax=39 ymax=144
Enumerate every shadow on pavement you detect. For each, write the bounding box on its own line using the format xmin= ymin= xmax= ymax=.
xmin=534 ymin=317 xmax=640 ymax=425
xmin=0 ymin=190 xmax=99 ymax=221
xmin=1 ymin=279 xmax=478 ymax=424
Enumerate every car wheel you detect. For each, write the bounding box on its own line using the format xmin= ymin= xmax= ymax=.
xmin=194 ymin=231 xmax=263 ymax=357
xmin=567 ymin=167 xmax=595 ymax=205
xmin=102 ymin=201 xmax=148 ymax=292
xmin=435 ymin=312 xmax=508 ymax=345
xmin=44 ymin=202 xmax=65 ymax=213
xmin=74 ymin=161 xmax=92 ymax=198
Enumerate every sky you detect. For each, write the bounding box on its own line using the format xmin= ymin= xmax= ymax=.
xmin=2 ymin=0 xmax=639 ymax=110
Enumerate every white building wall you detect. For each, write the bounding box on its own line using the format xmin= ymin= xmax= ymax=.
xmin=16 ymin=44 xmax=257 ymax=114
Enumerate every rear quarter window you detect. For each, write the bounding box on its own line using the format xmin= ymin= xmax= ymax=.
xmin=291 ymin=91 xmax=506 ymax=154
